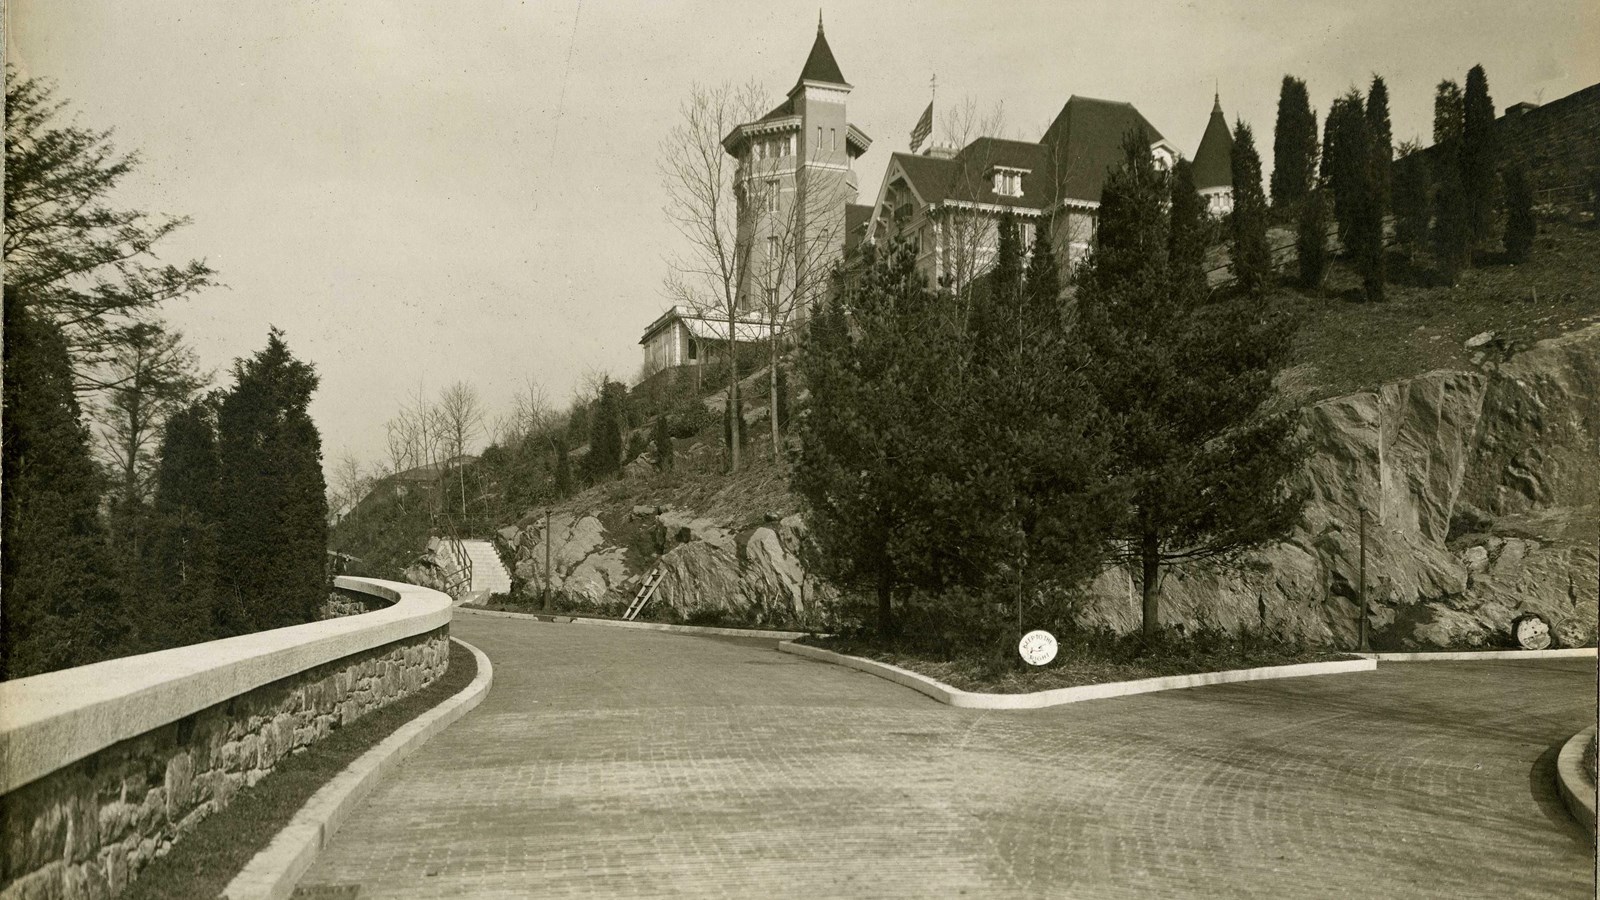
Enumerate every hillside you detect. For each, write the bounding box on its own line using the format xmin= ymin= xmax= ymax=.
xmin=333 ymin=216 xmax=1600 ymax=645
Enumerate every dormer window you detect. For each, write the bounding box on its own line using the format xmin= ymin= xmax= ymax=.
xmin=992 ymin=166 xmax=1028 ymax=198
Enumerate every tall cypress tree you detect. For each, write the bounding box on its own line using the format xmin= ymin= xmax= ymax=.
xmin=150 ymin=397 xmax=222 ymax=647
xmin=1322 ymin=91 xmax=1368 ymax=252
xmin=1169 ymin=159 xmax=1209 ymax=301
xmin=1079 ymin=131 xmax=1307 ymax=640
xmin=214 ymin=329 xmax=328 ymax=634
xmin=1351 ymin=80 xmax=1388 ymax=301
xmin=1431 ymin=150 xmax=1471 ymax=286
xmin=1270 ymin=76 xmax=1318 ymax=210
xmin=1502 ymin=164 xmax=1536 ymax=263
xmin=1392 ymin=143 xmax=1432 ymax=256
xmin=1 ymin=299 xmax=129 ymax=678
xmin=586 ymin=378 xmax=625 ymax=481
xmin=1365 ymin=76 xmax=1394 ymax=220
xmin=1297 ymin=188 xmax=1330 ymax=290
xmin=1462 ymin=64 xmax=1498 ymax=248
xmin=1228 ymin=121 xmax=1272 ymax=298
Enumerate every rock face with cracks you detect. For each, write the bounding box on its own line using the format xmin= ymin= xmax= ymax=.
xmin=1079 ymin=324 xmax=1599 ymax=649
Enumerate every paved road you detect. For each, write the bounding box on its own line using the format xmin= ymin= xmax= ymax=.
xmin=299 ymin=611 xmax=1597 ymax=898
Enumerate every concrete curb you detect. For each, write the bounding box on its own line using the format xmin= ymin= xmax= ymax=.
xmin=1353 ymin=648 xmax=1597 ymax=661
xmin=777 ymin=641 xmax=1376 ymax=710
xmin=458 ymin=604 xmax=820 ymax=640
xmin=1555 ymin=725 xmax=1597 ymax=839
xmin=219 ymin=637 xmax=494 ymax=900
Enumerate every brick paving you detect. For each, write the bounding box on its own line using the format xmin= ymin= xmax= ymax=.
xmin=299 ymin=612 xmax=1597 ymax=898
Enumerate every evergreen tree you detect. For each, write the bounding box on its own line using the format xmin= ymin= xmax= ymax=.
xmin=1169 ymin=159 xmax=1209 ymax=301
xmin=1270 ymin=76 xmax=1318 ymax=209
xmin=1297 ymin=188 xmax=1330 ymax=290
xmin=1365 ymin=75 xmax=1394 ymax=220
xmin=792 ymin=240 xmax=987 ymax=636
xmin=553 ymin=436 xmax=572 ymax=496
xmin=1 ymin=299 xmax=129 ymax=678
xmin=1502 ymin=164 xmax=1536 ymax=263
xmin=1433 ymin=80 xmax=1464 ymax=146
xmin=585 ymin=378 xmax=625 ymax=481
xmin=1322 ymin=91 xmax=1368 ymax=251
xmin=653 ymin=414 xmax=674 ymax=472
xmin=1079 ymin=132 xmax=1308 ymax=640
xmin=149 ymin=397 xmax=222 ymax=648
xmin=1431 ymin=148 xmax=1471 ymax=285
xmin=1462 ymin=64 xmax=1498 ymax=248
xmin=1228 ymin=121 xmax=1272 ymax=298
xmin=214 ymin=329 xmax=328 ymax=634
xmin=1392 ymin=143 xmax=1432 ymax=256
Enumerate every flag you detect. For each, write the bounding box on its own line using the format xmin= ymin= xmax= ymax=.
xmin=909 ymin=101 xmax=933 ymax=153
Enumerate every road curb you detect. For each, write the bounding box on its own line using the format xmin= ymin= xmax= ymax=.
xmin=458 ymin=604 xmax=820 ymax=640
xmin=1555 ymin=725 xmax=1597 ymax=839
xmin=1353 ymin=648 xmax=1597 ymax=661
xmin=776 ymin=641 xmax=1375 ymax=710
xmin=219 ymin=637 xmax=494 ymax=900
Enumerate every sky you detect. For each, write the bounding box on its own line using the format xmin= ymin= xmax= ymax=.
xmin=8 ymin=1 xmax=1598 ymax=477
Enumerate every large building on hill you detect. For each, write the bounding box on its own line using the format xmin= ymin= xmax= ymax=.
xmin=642 ymin=21 xmax=1233 ymax=372
xmin=867 ymin=96 xmax=1179 ymax=289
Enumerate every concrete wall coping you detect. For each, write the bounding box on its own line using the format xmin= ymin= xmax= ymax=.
xmin=0 ymin=576 xmax=452 ymax=795
xmin=457 ymin=604 xmax=819 ymax=640
xmin=778 ymin=640 xmax=1376 ymax=710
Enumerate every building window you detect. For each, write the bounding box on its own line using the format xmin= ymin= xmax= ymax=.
xmin=766 ymin=179 xmax=779 ymax=213
xmin=993 ymin=169 xmax=1024 ymax=197
xmin=687 ymin=337 xmax=698 ymax=361
xmin=789 ymin=134 xmax=797 ymax=156
xmin=830 ymin=128 xmax=836 ymax=151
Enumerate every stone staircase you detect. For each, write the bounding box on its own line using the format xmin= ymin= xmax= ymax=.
xmin=429 ymin=536 xmax=513 ymax=600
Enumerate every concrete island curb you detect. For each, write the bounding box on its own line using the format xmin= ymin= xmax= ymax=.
xmin=1353 ymin=648 xmax=1598 ymax=661
xmin=776 ymin=641 xmax=1376 ymax=710
xmin=1555 ymin=725 xmax=1597 ymax=839
xmin=457 ymin=604 xmax=820 ymax=641
xmin=219 ymin=637 xmax=494 ymax=900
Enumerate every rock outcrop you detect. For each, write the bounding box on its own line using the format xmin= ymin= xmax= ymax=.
xmin=1079 ymin=324 xmax=1600 ymax=649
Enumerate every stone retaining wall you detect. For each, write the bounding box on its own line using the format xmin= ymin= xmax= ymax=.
xmin=0 ymin=578 xmax=452 ymax=900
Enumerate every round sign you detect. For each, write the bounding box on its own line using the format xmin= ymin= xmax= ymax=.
xmin=1018 ymin=630 xmax=1058 ymax=667
xmin=1513 ymin=614 xmax=1552 ymax=650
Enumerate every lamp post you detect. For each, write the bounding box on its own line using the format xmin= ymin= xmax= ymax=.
xmin=1357 ymin=502 xmax=1370 ymax=652
xmin=543 ymin=507 xmax=552 ymax=612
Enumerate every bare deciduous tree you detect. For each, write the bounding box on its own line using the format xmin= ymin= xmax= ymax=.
xmin=437 ymin=381 xmax=484 ymax=519
xmin=660 ymin=80 xmax=770 ymax=473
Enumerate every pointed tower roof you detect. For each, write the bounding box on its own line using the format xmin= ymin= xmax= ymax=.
xmin=1191 ymin=93 xmax=1234 ymax=190
xmin=795 ymin=15 xmax=848 ymax=87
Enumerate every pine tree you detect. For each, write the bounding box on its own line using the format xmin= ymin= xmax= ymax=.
xmin=792 ymin=240 xmax=986 ymax=636
xmin=1322 ymin=91 xmax=1368 ymax=251
xmin=1462 ymin=64 xmax=1498 ymax=248
xmin=1270 ymin=76 xmax=1318 ymax=210
xmin=1502 ymin=164 xmax=1536 ymax=263
xmin=1228 ymin=121 xmax=1272 ymax=298
xmin=1297 ymin=188 xmax=1330 ymax=290
xmin=1079 ymin=131 xmax=1308 ymax=640
xmin=1169 ymin=159 xmax=1209 ymax=300
xmin=1392 ymin=143 xmax=1432 ymax=256
xmin=1 ymin=299 xmax=129 ymax=678
xmin=214 ymin=329 xmax=328 ymax=634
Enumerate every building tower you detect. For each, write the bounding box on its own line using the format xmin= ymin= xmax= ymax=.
xmin=721 ymin=17 xmax=872 ymax=316
xmin=1192 ymin=92 xmax=1235 ymax=215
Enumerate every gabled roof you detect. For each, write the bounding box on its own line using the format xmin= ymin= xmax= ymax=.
xmin=1191 ymin=95 xmax=1234 ymax=190
xmin=795 ymin=22 xmax=847 ymax=87
xmin=1040 ymin=95 xmax=1168 ymax=203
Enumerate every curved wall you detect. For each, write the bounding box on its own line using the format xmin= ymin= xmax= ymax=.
xmin=0 ymin=576 xmax=452 ymax=900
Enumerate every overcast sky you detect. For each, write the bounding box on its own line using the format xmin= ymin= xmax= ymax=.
xmin=8 ymin=1 xmax=1597 ymax=476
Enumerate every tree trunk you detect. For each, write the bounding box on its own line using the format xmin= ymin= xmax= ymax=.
xmin=876 ymin=569 xmax=894 ymax=638
xmin=769 ymin=334 xmax=782 ymax=465
xmin=727 ymin=337 xmax=741 ymax=473
xmin=1140 ymin=530 xmax=1161 ymax=640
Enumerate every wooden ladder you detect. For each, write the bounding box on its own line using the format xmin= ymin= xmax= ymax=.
xmin=625 ymin=566 xmax=665 ymax=621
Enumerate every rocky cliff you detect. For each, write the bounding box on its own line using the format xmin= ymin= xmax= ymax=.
xmin=1082 ymin=323 xmax=1599 ymax=648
